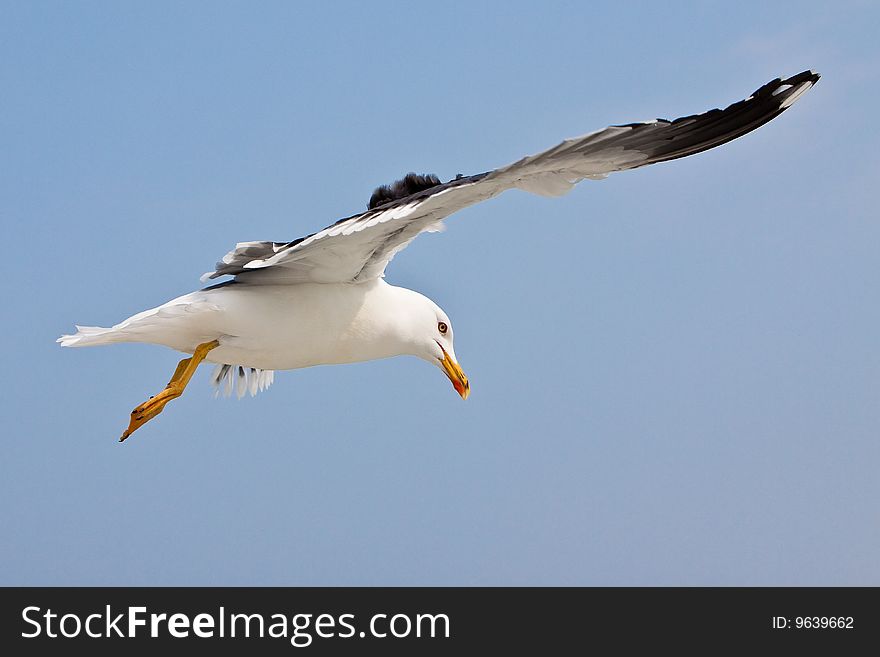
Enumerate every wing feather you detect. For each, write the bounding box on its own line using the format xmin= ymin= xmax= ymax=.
xmin=202 ymin=71 xmax=818 ymax=286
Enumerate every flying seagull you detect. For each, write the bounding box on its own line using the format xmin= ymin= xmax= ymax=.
xmin=58 ymin=70 xmax=819 ymax=441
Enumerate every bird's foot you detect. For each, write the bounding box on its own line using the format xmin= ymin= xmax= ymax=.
xmin=120 ymin=386 xmax=182 ymax=441
xmin=118 ymin=339 xmax=219 ymax=442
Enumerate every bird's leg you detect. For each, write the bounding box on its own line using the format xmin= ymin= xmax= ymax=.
xmin=120 ymin=339 xmax=220 ymax=442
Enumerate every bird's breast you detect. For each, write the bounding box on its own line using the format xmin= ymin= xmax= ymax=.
xmin=199 ymin=281 xmax=403 ymax=371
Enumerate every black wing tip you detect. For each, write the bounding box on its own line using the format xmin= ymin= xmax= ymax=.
xmin=600 ymin=69 xmax=820 ymax=168
xmin=613 ymin=69 xmax=820 ymax=130
xmin=760 ymin=69 xmax=820 ymax=102
xmin=368 ymin=173 xmax=442 ymax=209
xmin=782 ymin=69 xmax=820 ymax=86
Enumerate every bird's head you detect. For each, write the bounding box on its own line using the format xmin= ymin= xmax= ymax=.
xmin=425 ymin=310 xmax=469 ymax=400
xmin=394 ymin=288 xmax=469 ymax=399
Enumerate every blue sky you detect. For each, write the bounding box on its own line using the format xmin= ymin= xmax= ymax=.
xmin=2 ymin=1 xmax=878 ymax=585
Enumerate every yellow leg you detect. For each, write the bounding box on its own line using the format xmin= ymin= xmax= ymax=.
xmin=120 ymin=339 xmax=220 ymax=442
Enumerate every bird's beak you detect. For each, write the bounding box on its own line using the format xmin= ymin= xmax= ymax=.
xmin=439 ymin=346 xmax=470 ymax=399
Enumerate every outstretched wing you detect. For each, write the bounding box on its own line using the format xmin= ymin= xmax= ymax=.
xmin=203 ymin=70 xmax=819 ymax=286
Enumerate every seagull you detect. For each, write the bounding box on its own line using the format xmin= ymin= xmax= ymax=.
xmin=58 ymin=70 xmax=819 ymax=441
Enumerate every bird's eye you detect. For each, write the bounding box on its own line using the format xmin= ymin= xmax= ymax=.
xmin=438 ymin=321 xmax=448 ymax=335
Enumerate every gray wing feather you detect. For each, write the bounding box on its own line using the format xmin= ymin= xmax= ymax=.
xmin=202 ymin=70 xmax=818 ymax=285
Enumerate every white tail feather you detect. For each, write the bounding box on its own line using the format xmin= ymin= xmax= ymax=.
xmin=58 ymin=296 xmax=221 ymax=349
xmin=57 ymin=325 xmax=128 ymax=347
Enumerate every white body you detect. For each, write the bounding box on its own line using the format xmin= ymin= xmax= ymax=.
xmin=58 ymin=72 xmax=817 ymax=400
xmin=60 ymin=279 xmax=450 ymax=372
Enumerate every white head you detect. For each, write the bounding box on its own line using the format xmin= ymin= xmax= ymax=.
xmin=384 ymin=285 xmax=470 ymax=399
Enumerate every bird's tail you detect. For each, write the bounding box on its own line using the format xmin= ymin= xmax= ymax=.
xmin=57 ymin=295 xmax=221 ymax=349
xmin=57 ymin=304 xmax=171 ymax=347
xmin=57 ymin=324 xmax=129 ymax=347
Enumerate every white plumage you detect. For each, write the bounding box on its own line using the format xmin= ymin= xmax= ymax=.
xmin=58 ymin=71 xmax=818 ymax=439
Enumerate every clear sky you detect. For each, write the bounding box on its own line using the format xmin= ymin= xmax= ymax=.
xmin=2 ymin=1 xmax=878 ymax=585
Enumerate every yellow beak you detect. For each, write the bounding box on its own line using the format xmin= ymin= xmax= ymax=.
xmin=439 ymin=347 xmax=470 ymax=400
